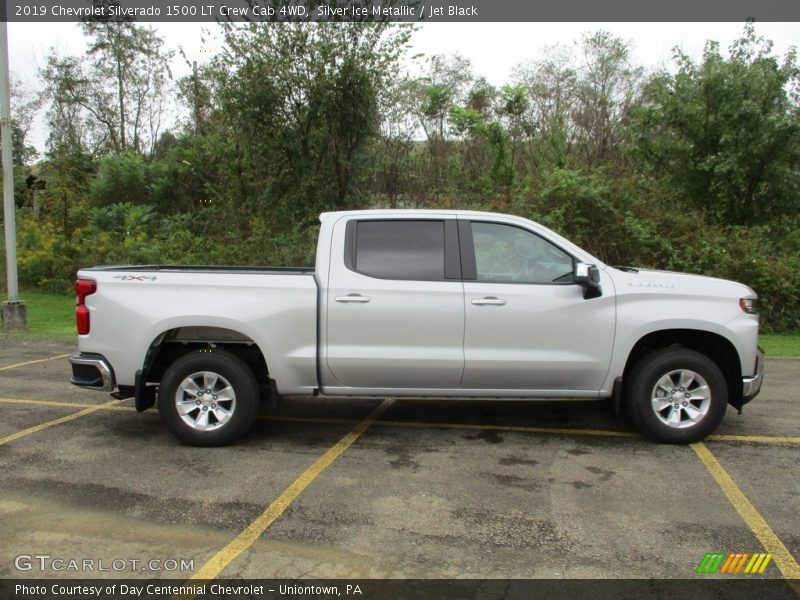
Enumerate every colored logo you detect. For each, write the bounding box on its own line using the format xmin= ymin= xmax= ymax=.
xmin=696 ymin=552 xmax=772 ymax=574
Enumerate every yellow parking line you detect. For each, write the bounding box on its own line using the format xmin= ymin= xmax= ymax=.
xmin=0 ymin=353 xmax=69 ymax=371
xmin=0 ymin=397 xmax=134 ymax=411
xmin=261 ymin=414 xmax=359 ymax=426
xmin=375 ymin=419 xmax=639 ymax=438
xmin=177 ymin=398 xmax=394 ymax=591
xmin=0 ymin=399 xmax=125 ymax=446
xmin=707 ymin=433 xmax=800 ymax=445
xmin=691 ymin=442 xmax=800 ymax=582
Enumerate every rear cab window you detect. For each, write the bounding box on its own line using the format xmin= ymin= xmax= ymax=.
xmin=345 ymin=219 xmax=461 ymax=281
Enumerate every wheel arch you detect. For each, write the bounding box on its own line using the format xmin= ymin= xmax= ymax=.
xmin=623 ymin=329 xmax=743 ymax=410
xmin=137 ymin=326 xmax=271 ymax=411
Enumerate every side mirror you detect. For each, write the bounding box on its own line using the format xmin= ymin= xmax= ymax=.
xmin=574 ymin=263 xmax=602 ymax=299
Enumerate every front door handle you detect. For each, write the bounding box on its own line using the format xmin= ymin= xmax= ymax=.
xmin=471 ymin=296 xmax=506 ymax=306
xmin=335 ymin=294 xmax=371 ymax=303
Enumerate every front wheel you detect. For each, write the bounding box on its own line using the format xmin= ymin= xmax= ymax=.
xmin=158 ymin=349 xmax=259 ymax=446
xmin=626 ymin=348 xmax=728 ymax=443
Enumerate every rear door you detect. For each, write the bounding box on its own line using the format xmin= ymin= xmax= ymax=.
xmin=460 ymin=218 xmax=615 ymax=392
xmin=324 ymin=217 xmax=465 ymax=389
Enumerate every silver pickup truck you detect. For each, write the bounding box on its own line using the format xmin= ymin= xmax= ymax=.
xmin=69 ymin=210 xmax=763 ymax=446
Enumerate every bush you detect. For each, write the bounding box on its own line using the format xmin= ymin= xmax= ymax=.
xmin=89 ymin=153 xmax=151 ymax=207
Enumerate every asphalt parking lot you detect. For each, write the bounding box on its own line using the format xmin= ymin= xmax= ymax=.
xmin=0 ymin=337 xmax=797 ymax=589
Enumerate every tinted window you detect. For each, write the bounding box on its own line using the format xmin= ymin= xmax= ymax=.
xmin=355 ymin=220 xmax=445 ymax=280
xmin=471 ymin=222 xmax=574 ymax=284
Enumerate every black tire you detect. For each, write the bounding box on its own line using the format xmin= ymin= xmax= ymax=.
xmin=158 ymin=349 xmax=259 ymax=446
xmin=625 ymin=348 xmax=727 ymax=443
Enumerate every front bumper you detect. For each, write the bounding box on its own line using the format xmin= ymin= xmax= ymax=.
xmin=69 ymin=352 xmax=115 ymax=391
xmin=741 ymin=346 xmax=764 ymax=403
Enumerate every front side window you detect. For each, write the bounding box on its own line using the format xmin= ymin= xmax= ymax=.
xmin=355 ymin=220 xmax=445 ymax=280
xmin=471 ymin=222 xmax=574 ymax=284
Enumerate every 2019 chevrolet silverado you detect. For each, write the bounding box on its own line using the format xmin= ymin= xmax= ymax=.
xmin=69 ymin=210 xmax=764 ymax=446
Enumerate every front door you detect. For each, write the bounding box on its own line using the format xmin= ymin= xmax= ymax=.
xmin=461 ymin=219 xmax=615 ymax=392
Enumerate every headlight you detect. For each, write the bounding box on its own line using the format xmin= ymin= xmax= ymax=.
xmin=739 ymin=298 xmax=758 ymax=315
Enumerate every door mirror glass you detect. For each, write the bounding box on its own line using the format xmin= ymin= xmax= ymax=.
xmin=574 ymin=263 xmax=602 ymax=299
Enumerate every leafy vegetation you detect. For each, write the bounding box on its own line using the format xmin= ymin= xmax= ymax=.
xmin=7 ymin=22 xmax=800 ymax=331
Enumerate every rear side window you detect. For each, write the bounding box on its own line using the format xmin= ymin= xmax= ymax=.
xmin=354 ymin=220 xmax=445 ymax=280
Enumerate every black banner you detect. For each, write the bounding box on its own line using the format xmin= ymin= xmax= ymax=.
xmin=4 ymin=0 xmax=800 ymax=22
xmin=2 ymin=579 xmax=799 ymax=600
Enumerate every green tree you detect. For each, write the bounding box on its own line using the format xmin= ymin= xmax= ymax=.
xmin=9 ymin=78 xmax=40 ymax=165
xmin=41 ymin=55 xmax=92 ymax=153
xmin=1 ymin=78 xmax=41 ymax=208
xmin=36 ymin=145 xmax=95 ymax=238
xmin=448 ymin=85 xmax=515 ymax=196
xmin=370 ymin=76 xmax=418 ymax=206
xmin=81 ymin=20 xmax=174 ymax=154
xmin=574 ymin=31 xmax=642 ymax=168
xmin=176 ymin=47 xmax=214 ymax=136
xmin=149 ymin=135 xmax=212 ymax=214
xmin=412 ymin=54 xmax=473 ymax=142
xmin=630 ymin=23 xmax=800 ymax=225
xmin=448 ymin=78 xmax=495 ymax=186
xmin=497 ymin=84 xmax=530 ymax=178
xmin=211 ymin=22 xmax=412 ymax=220
xmin=89 ymin=152 xmax=150 ymax=207
xmin=513 ymin=45 xmax=578 ymax=169
xmin=40 ymin=22 xmax=173 ymax=156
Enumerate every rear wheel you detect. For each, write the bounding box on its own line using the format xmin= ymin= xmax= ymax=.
xmin=158 ymin=349 xmax=259 ymax=446
xmin=626 ymin=348 xmax=727 ymax=443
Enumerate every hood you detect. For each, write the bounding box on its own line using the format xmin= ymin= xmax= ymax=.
xmin=608 ymin=267 xmax=757 ymax=300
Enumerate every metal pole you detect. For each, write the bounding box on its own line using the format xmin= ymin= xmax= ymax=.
xmin=0 ymin=16 xmax=26 ymax=329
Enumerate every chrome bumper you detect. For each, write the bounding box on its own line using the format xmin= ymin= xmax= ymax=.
xmin=69 ymin=352 xmax=115 ymax=391
xmin=742 ymin=347 xmax=764 ymax=402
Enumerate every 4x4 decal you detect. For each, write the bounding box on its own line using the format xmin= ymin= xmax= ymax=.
xmin=113 ymin=275 xmax=158 ymax=282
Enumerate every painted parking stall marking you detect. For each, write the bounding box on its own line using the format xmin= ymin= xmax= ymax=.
xmin=173 ymin=398 xmax=394 ymax=596
xmin=690 ymin=442 xmax=800 ymax=582
xmin=0 ymin=398 xmax=124 ymax=446
xmin=0 ymin=396 xmax=134 ymax=411
xmin=0 ymin=353 xmax=69 ymax=371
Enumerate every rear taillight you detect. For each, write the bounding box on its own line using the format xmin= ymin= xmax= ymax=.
xmin=76 ymin=279 xmax=97 ymax=335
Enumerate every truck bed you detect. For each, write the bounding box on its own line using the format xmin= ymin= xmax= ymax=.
xmin=76 ymin=265 xmax=319 ymax=395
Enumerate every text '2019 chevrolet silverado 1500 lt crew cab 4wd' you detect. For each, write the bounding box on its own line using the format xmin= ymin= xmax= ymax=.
xmin=69 ymin=210 xmax=764 ymax=446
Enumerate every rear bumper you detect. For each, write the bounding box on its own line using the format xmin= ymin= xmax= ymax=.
xmin=741 ymin=346 xmax=764 ymax=403
xmin=69 ymin=352 xmax=115 ymax=391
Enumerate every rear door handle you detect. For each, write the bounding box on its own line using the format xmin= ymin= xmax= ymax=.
xmin=471 ymin=297 xmax=506 ymax=306
xmin=335 ymin=294 xmax=371 ymax=303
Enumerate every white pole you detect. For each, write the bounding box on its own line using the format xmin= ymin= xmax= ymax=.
xmin=0 ymin=18 xmax=19 ymax=303
xmin=0 ymin=16 xmax=25 ymax=330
